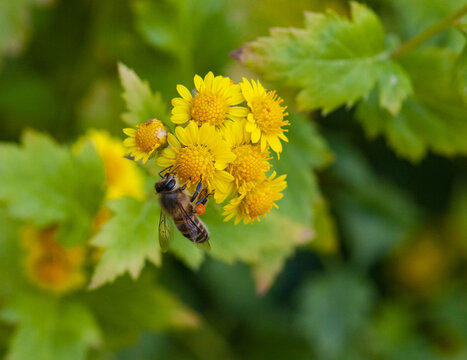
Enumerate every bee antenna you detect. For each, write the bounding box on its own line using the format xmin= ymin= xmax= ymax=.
xmin=159 ymin=165 xmax=173 ymax=178
xmin=169 ymin=165 xmax=180 ymax=175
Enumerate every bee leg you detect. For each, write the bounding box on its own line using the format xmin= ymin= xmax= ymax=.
xmin=195 ymin=191 xmax=214 ymax=206
xmin=180 ymin=183 xmax=187 ymax=191
xmin=190 ymin=182 xmax=203 ymax=203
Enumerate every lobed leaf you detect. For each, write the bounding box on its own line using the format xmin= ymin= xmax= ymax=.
xmin=0 ymin=131 xmax=105 ymax=246
xmin=357 ymin=48 xmax=467 ymax=162
xmin=118 ymin=63 xmax=169 ymax=127
xmin=89 ymin=198 xmax=161 ymax=289
xmin=238 ymin=2 xmax=412 ymax=115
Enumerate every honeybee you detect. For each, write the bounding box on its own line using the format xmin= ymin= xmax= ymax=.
xmin=155 ymin=166 xmax=211 ymax=252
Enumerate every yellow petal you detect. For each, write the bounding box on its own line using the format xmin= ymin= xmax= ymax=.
xmin=268 ymin=135 xmax=282 ymax=153
xmin=171 ymin=114 xmax=190 ymax=124
xmin=194 ymin=74 xmax=204 ymax=91
xmin=123 ymin=128 xmax=136 ymax=136
xmin=167 ymin=133 xmax=181 ymax=150
xmin=177 ymin=85 xmax=192 ymax=100
xmin=251 ymin=128 xmax=261 ymax=143
xmin=175 ymin=126 xmax=190 ymax=146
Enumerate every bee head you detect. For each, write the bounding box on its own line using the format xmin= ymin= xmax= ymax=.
xmin=155 ymin=173 xmax=179 ymax=193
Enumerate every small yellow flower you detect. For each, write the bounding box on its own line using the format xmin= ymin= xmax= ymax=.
xmin=240 ymin=78 xmax=289 ymax=155
xmin=223 ymin=120 xmax=271 ymax=194
xmin=123 ymin=119 xmax=167 ymax=163
xmin=76 ymin=129 xmax=144 ymax=200
xmin=223 ymin=172 xmax=287 ymax=224
xmin=171 ymin=72 xmax=248 ymax=127
xmin=22 ymin=227 xmax=86 ymax=294
xmin=157 ymin=122 xmax=236 ymax=203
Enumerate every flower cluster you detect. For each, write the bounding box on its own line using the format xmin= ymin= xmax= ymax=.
xmin=123 ymin=72 xmax=289 ymax=224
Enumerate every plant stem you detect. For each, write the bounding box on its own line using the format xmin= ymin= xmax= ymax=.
xmin=391 ymin=4 xmax=467 ymax=59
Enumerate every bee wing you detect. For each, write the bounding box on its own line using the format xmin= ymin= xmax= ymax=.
xmin=175 ymin=202 xmax=210 ymax=250
xmin=158 ymin=209 xmax=173 ymax=253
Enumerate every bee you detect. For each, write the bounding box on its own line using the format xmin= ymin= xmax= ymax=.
xmin=155 ymin=166 xmax=211 ymax=252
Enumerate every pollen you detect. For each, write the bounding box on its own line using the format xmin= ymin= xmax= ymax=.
xmin=251 ymin=92 xmax=288 ymax=135
xmin=134 ymin=119 xmax=167 ymax=153
xmin=176 ymin=145 xmax=215 ymax=184
xmin=229 ymin=145 xmax=268 ymax=183
xmin=191 ymin=92 xmax=227 ymax=126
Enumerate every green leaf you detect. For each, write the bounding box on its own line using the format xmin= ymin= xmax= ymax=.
xmin=357 ymin=47 xmax=467 ymax=161
xmin=0 ymin=131 xmax=105 ymax=246
xmin=239 ymin=2 xmax=412 ymax=115
xmin=89 ymin=197 xmax=161 ymax=289
xmin=2 ymin=294 xmax=100 ymax=360
xmin=297 ymin=269 xmax=375 ymax=359
xmin=118 ymin=63 xmax=170 ymax=127
xmin=84 ymin=274 xmax=199 ymax=345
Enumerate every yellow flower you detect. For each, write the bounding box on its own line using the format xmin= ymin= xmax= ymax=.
xmin=123 ymin=119 xmax=167 ymax=163
xmin=157 ymin=122 xmax=235 ymax=203
xmin=171 ymin=72 xmax=248 ymax=127
xmin=223 ymin=120 xmax=271 ymax=194
xmin=223 ymin=172 xmax=287 ymax=224
xmin=240 ymin=78 xmax=289 ymax=155
xmin=76 ymin=129 xmax=144 ymax=200
xmin=22 ymin=227 xmax=86 ymax=294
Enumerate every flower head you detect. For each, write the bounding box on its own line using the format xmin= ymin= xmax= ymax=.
xmin=240 ymin=78 xmax=289 ymax=155
xmin=123 ymin=119 xmax=167 ymax=163
xmin=22 ymin=227 xmax=86 ymax=294
xmin=223 ymin=120 xmax=271 ymax=193
xmin=76 ymin=129 xmax=144 ymax=200
xmin=223 ymin=172 xmax=287 ymax=224
xmin=157 ymin=122 xmax=235 ymax=203
xmin=171 ymin=72 xmax=248 ymax=127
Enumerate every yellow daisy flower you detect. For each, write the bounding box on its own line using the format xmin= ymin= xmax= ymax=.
xmin=157 ymin=122 xmax=235 ymax=203
xmin=123 ymin=119 xmax=167 ymax=163
xmin=22 ymin=226 xmax=86 ymax=294
xmin=223 ymin=171 xmax=287 ymax=224
xmin=171 ymin=72 xmax=248 ymax=127
xmin=240 ymin=78 xmax=289 ymax=155
xmin=76 ymin=129 xmax=144 ymax=200
xmin=223 ymin=120 xmax=271 ymax=194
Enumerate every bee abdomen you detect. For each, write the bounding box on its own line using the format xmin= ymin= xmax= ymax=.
xmin=174 ymin=217 xmax=209 ymax=243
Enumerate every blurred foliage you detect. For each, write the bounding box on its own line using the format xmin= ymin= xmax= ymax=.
xmin=0 ymin=0 xmax=467 ymax=359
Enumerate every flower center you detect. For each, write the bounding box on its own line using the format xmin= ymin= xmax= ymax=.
xmin=242 ymin=185 xmax=276 ymax=218
xmin=251 ymin=93 xmax=286 ymax=135
xmin=176 ymin=145 xmax=215 ymax=184
xmin=135 ymin=119 xmax=167 ymax=153
xmin=191 ymin=92 xmax=227 ymax=126
xmin=229 ymin=145 xmax=265 ymax=183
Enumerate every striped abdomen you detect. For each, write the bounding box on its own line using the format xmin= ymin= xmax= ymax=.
xmin=173 ymin=215 xmax=209 ymax=243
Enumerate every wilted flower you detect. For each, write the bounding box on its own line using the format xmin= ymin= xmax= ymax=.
xmin=123 ymin=119 xmax=167 ymax=163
